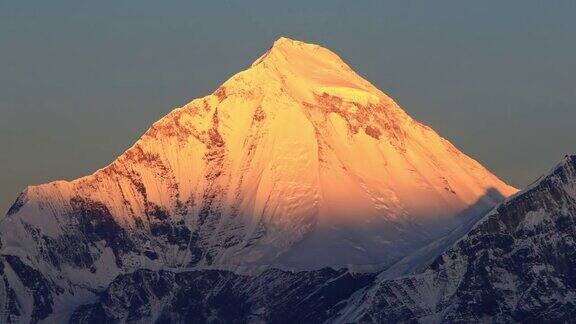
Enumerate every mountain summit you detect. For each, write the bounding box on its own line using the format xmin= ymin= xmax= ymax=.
xmin=1 ymin=37 xmax=516 ymax=288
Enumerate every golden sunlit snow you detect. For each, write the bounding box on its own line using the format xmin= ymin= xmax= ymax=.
xmin=2 ymin=37 xmax=517 ymax=271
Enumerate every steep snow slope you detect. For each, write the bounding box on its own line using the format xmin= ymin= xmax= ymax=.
xmin=336 ymin=155 xmax=576 ymax=323
xmin=0 ymin=37 xmax=516 ymax=321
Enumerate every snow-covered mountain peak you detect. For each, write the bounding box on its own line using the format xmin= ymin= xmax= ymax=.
xmin=252 ymin=36 xmax=347 ymax=71
xmin=2 ymin=39 xmax=517 ymax=281
xmin=248 ymin=37 xmax=384 ymax=105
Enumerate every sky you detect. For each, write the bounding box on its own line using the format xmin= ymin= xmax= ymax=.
xmin=1 ymin=1 xmax=575 ymax=214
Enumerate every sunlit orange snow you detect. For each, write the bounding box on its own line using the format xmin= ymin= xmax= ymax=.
xmin=4 ymin=37 xmax=517 ymax=271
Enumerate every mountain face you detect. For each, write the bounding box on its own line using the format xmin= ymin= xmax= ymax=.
xmin=336 ymin=155 xmax=576 ymax=323
xmin=0 ymin=37 xmax=518 ymax=322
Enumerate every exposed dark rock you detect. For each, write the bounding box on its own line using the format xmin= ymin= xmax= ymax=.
xmin=70 ymin=268 xmax=375 ymax=324
xmin=3 ymin=255 xmax=55 ymax=324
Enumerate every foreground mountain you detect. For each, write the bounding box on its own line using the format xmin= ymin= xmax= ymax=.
xmin=335 ymin=155 xmax=576 ymax=323
xmin=0 ymin=37 xmax=516 ymax=322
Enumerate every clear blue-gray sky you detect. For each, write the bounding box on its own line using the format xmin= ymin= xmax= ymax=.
xmin=1 ymin=1 xmax=575 ymax=214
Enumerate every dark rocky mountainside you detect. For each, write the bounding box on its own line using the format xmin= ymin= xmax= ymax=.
xmin=70 ymin=268 xmax=374 ymax=324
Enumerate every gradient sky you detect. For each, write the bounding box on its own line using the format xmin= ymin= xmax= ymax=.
xmin=1 ymin=1 xmax=575 ymax=214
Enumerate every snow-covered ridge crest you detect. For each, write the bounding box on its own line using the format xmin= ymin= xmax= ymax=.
xmin=464 ymin=154 xmax=576 ymax=235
